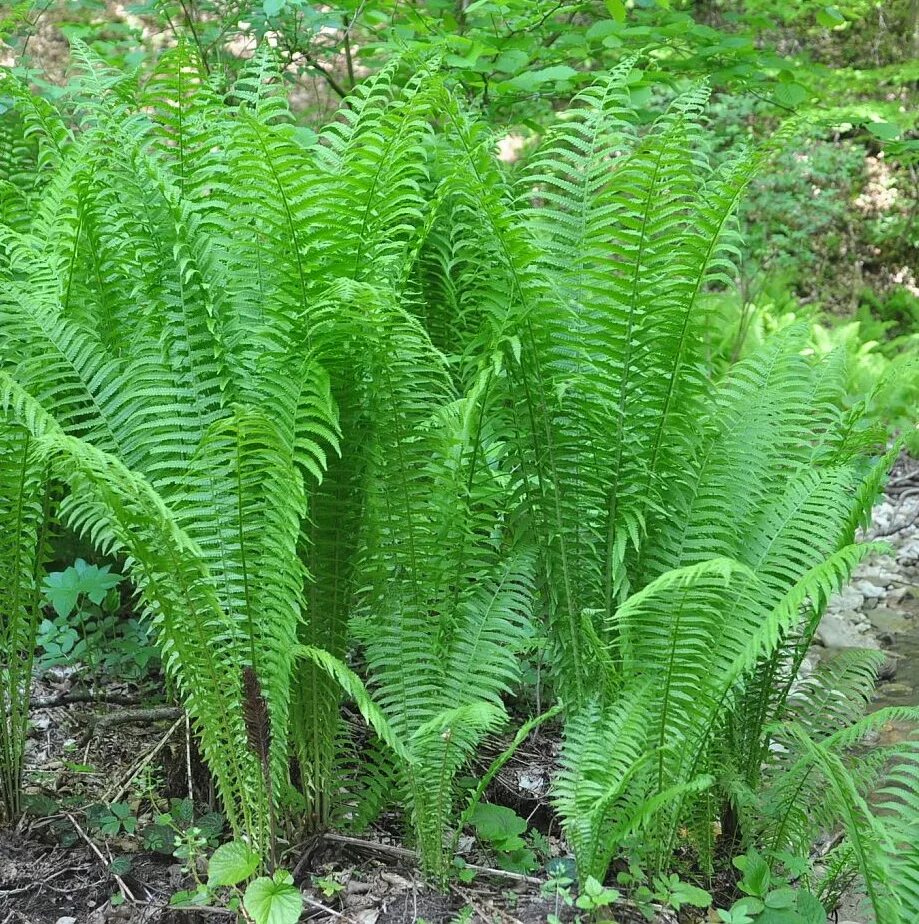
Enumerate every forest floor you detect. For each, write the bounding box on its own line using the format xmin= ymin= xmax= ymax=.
xmin=2 ymin=457 xmax=918 ymax=924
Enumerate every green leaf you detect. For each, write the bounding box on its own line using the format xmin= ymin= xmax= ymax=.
xmin=507 ymin=65 xmax=577 ymax=92
xmin=170 ymin=886 xmax=211 ymax=907
xmin=263 ymin=0 xmax=286 ymax=15
xmin=756 ymin=909 xmax=806 ymax=924
xmin=773 ymin=82 xmax=808 ymax=107
xmin=42 ymin=561 xmax=121 ymax=615
xmin=244 ymin=871 xmax=303 ymax=924
xmin=765 ymin=887 xmax=796 ymax=909
xmin=208 ymin=840 xmax=260 ymax=887
xmin=493 ymin=50 xmax=529 ymax=74
xmin=469 ymin=803 xmax=527 ymax=846
xmin=586 ymin=20 xmax=620 ymax=41
xmin=108 ymin=856 xmax=133 ymax=876
xmin=795 ymin=891 xmax=827 ymax=924
xmin=735 ymin=851 xmax=771 ymax=898
xmin=670 ymin=881 xmax=713 ymax=909
xmin=866 ymin=122 xmax=901 ymax=141
xmin=816 ymin=6 xmax=845 ymax=27
xmin=170 ymin=798 xmax=194 ymax=825
xmin=604 ymin=0 xmax=627 ymax=21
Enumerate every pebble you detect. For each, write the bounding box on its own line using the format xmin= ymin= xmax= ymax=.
xmin=55 ymin=918 xmax=77 ymax=924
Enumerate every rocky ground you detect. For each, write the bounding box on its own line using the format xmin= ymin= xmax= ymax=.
xmin=814 ymin=469 xmax=919 ymax=696
xmin=814 ymin=458 xmax=919 ymax=924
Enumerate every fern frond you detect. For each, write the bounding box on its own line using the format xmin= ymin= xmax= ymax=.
xmin=0 ymin=422 xmax=49 ymax=822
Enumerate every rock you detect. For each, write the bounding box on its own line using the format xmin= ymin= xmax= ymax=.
xmin=816 ymin=611 xmax=880 ymax=650
xmin=878 ymin=681 xmax=914 ymax=698
xmin=855 ymin=579 xmax=886 ymax=599
xmin=899 ymin=539 xmax=919 ymax=563
xmin=345 ymin=879 xmax=373 ymax=898
xmin=30 ymin=712 xmax=51 ymax=731
xmin=869 ymin=606 xmax=914 ymax=636
xmin=798 ymin=651 xmax=818 ymax=679
xmin=828 ymin=586 xmax=864 ymax=614
xmin=55 ymin=918 xmax=77 ymax=924
xmin=380 ymin=871 xmax=412 ymax=891
xmin=855 ymin=559 xmax=901 ymax=583
xmin=878 ymin=654 xmax=899 ymax=681
xmin=517 ymin=769 xmax=548 ymax=795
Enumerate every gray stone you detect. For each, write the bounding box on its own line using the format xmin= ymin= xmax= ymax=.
xmin=878 ymin=654 xmax=899 ymax=681
xmin=899 ymin=539 xmax=919 ymax=563
xmin=855 ymin=579 xmax=886 ymax=599
xmin=828 ymin=586 xmax=864 ymax=614
xmin=885 ymin=585 xmax=910 ymax=606
xmin=816 ymin=611 xmax=881 ymax=650
xmin=869 ymin=606 xmax=914 ymax=636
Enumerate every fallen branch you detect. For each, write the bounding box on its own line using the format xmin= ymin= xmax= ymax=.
xmin=322 ymin=832 xmax=541 ymax=886
xmin=323 ymin=832 xmax=675 ymax=920
xmin=79 ymin=706 xmax=183 ymax=747
xmin=105 ymin=713 xmax=185 ymax=803
xmin=32 ymin=691 xmax=151 ymax=709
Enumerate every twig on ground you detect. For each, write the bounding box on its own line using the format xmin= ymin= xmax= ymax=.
xmin=303 ymin=895 xmax=352 ymax=920
xmin=64 ymin=811 xmax=137 ymax=904
xmin=322 ymin=833 xmax=542 ymax=885
xmin=290 ymin=837 xmax=321 ymax=882
xmin=105 ymin=713 xmax=185 ymax=803
xmin=162 ymin=906 xmax=235 ymax=917
xmin=874 ymin=487 xmax=919 ymax=537
xmin=450 ymin=882 xmax=523 ymax=924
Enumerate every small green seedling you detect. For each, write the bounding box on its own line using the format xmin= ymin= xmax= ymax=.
xmin=37 ymin=559 xmax=157 ymax=679
xmin=171 ymin=839 xmax=303 ymax=924
xmin=469 ymin=802 xmax=537 ymax=873
xmin=726 ymin=850 xmax=826 ymax=923
xmin=87 ymin=801 xmax=137 ymax=836
xmin=651 ymin=873 xmax=712 ymax=913
xmin=542 ymin=858 xmax=575 ymax=923
xmin=575 ymin=875 xmax=621 ymax=912
xmin=312 ymin=873 xmax=345 ymax=898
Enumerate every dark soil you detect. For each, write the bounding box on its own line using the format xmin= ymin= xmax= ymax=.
xmin=1 ymin=824 xmax=671 ymax=924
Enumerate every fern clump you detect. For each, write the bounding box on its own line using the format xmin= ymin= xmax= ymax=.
xmin=1 ymin=43 xmax=917 ymax=920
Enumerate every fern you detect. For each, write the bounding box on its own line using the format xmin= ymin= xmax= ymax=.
xmin=0 ymin=422 xmax=49 ymax=822
xmin=2 ymin=50 xmax=916 ymax=909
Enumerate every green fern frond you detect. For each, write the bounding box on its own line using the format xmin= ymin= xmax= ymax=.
xmin=0 ymin=422 xmax=49 ymax=822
